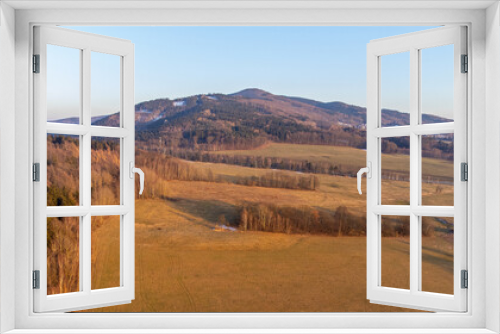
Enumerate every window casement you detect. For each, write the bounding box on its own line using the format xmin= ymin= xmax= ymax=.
xmin=363 ymin=26 xmax=468 ymax=312
xmin=33 ymin=26 xmax=139 ymax=312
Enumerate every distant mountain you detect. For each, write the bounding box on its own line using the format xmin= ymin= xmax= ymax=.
xmin=53 ymin=89 xmax=451 ymax=151
xmin=230 ymin=88 xmax=272 ymax=99
xmin=54 ymin=88 xmax=450 ymax=129
xmin=286 ymin=95 xmax=449 ymax=127
xmin=49 ymin=115 xmax=113 ymax=125
xmin=133 ymin=88 xmax=449 ymax=128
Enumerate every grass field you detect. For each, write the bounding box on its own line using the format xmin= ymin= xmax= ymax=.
xmin=88 ymin=200 xmax=425 ymax=312
xmin=213 ymin=143 xmax=369 ymax=167
xmin=212 ymin=143 xmax=454 ymax=181
xmin=87 ymin=184 xmax=453 ymax=312
xmin=172 ymin=158 xmax=453 ymax=211
xmin=80 ymin=143 xmax=454 ymax=313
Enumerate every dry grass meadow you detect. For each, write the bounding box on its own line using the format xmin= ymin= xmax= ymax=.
xmin=82 ymin=144 xmax=454 ymax=312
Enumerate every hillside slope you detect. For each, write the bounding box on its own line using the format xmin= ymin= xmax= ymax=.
xmin=55 ymin=89 xmax=451 ymax=151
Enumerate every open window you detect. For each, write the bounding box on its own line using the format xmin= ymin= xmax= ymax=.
xmin=33 ymin=26 xmax=138 ymax=312
xmin=363 ymin=26 xmax=467 ymax=312
xmin=2 ymin=0 xmax=495 ymax=329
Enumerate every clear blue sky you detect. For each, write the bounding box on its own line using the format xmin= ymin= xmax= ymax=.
xmin=49 ymin=26 xmax=453 ymax=120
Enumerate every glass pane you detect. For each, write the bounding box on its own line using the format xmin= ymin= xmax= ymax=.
xmin=421 ymin=134 xmax=454 ymax=206
xmin=381 ymin=137 xmax=410 ymax=205
xmin=381 ymin=215 xmax=410 ymax=290
xmin=421 ymin=45 xmax=454 ymax=124
xmin=47 ymin=44 xmax=81 ymax=123
xmin=47 ymin=217 xmax=80 ymax=295
xmin=380 ymin=52 xmax=410 ymax=127
xmin=91 ymin=52 xmax=121 ymax=127
xmin=91 ymin=137 xmax=121 ymax=205
xmin=47 ymin=134 xmax=80 ymax=206
xmin=421 ymin=217 xmax=454 ymax=294
xmin=92 ymin=216 xmax=121 ymax=290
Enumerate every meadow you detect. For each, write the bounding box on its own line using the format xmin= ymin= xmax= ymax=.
xmin=46 ymin=136 xmax=454 ymax=312
xmin=211 ymin=143 xmax=454 ymax=182
xmin=87 ymin=197 xmax=452 ymax=312
xmin=89 ymin=148 xmax=453 ymax=312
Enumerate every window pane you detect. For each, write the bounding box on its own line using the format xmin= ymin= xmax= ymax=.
xmin=421 ymin=217 xmax=454 ymax=294
xmin=91 ymin=52 xmax=121 ymax=127
xmin=91 ymin=137 xmax=121 ymax=205
xmin=47 ymin=44 xmax=81 ymax=124
xmin=380 ymin=52 xmax=410 ymax=127
xmin=47 ymin=217 xmax=80 ymax=295
xmin=47 ymin=134 xmax=79 ymax=206
xmin=421 ymin=134 xmax=454 ymax=206
xmin=381 ymin=137 xmax=410 ymax=205
xmin=420 ymin=45 xmax=454 ymax=124
xmin=92 ymin=216 xmax=121 ymax=290
xmin=381 ymin=215 xmax=410 ymax=290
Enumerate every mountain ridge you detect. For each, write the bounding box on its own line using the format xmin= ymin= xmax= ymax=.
xmin=53 ymin=88 xmax=450 ymax=129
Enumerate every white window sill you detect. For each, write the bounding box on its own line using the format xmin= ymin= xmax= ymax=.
xmin=4 ymin=329 xmax=498 ymax=334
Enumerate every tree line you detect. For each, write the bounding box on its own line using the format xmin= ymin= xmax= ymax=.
xmin=236 ymin=171 xmax=319 ymax=191
xmin=136 ymin=126 xmax=367 ymax=153
xmin=163 ymin=148 xmax=359 ymax=177
xmin=135 ymin=149 xmax=320 ymax=198
xmin=229 ymin=204 xmax=440 ymax=238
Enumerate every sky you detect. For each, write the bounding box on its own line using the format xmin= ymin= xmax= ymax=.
xmin=47 ymin=26 xmax=453 ymax=120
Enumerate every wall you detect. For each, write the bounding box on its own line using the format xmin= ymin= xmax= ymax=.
xmin=12 ymin=6 xmax=490 ymax=331
xmin=485 ymin=2 xmax=500 ymax=333
xmin=0 ymin=2 xmax=16 ymax=333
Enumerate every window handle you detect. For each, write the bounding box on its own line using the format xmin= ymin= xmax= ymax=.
xmin=357 ymin=162 xmax=371 ymax=195
xmin=129 ymin=162 xmax=145 ymax=195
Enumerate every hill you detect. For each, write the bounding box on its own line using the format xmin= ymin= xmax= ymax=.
xmin=56 ymin=88 xmax=450 ymax=129
xmin=54 ymin=89 xmax=451 ymax=152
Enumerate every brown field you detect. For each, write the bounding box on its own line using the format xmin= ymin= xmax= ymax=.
xmin=85 ymin=158 xmax=453 ymax=312
xmin=46 ymin=140 xmax=453 ymax=313
xmin=86 ymin=197 xmax=453 ymax=312
xmin=90 ymin=200 xmax=388 ymax=312
xmin=211 ymin=143 xmax=454 ymax=181
xmin=162 ymin=159 xmax=453 ymax=212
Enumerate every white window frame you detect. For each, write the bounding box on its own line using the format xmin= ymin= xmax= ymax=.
xmin=1 ymin=1 xmax=499 ymax=333
xmin=366 ymin=26 xmax=467 ymax=312
xmin=33 ymin=25 xmax=136 ymax=313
